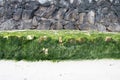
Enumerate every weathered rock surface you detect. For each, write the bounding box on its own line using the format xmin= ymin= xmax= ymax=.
xmin=0 ymin=0 xmax=120 ymax=32
xmin=0 ymin=19 xmax=17 ymax=30
xmin=13 ymin=8 xmax=22 ymax=20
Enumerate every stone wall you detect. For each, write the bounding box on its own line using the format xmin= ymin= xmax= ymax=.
xmin=0 ymin=0 xmax=120 ymax=32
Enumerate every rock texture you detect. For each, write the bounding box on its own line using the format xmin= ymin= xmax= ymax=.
xmin=0 ymin=0 xmax=120 ymax=32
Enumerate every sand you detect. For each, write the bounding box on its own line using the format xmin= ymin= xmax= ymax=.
xmin=0 ymin=60 xmax=120 ymax=80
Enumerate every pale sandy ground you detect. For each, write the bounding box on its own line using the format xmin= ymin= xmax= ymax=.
xmin=0 ymin=60 xmax=120 ymax=80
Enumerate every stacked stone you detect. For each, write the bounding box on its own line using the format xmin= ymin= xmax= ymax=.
xmin=0 ymin=0 xmax=120 ymax=32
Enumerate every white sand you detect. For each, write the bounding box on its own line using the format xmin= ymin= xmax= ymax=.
xmin=0 ymin=60 xmax=120 ymax=80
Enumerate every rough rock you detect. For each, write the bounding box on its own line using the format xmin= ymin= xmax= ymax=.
xmin=24 ymin=1 xmax=40 ymax=10
xmin=0 ymin=19 xmax=17 ymax=30
xmin=22 ymin=10 xmax=33 ymax=20
xmin=96 ymin=23 xmax=107 ymax=32
xmin=107 ymin=23 xmax=120 ymax=32
xmin=40 ymin=5 xmax=56 ymax=18
xmin=79 ymin=23 xmax=97 ymax=31
xmin=38 ymin=0 xmax=51 ymax=5
xmin=64 ymin=9 xmax=78 ymax=21
xmin=32 ymin=16 xmax=38 ymax=26
xmin=78 ymin=13 xmax=86 ymax=24
xmin=0 ymin=7 xmax=4 ymax=17
xmin=51 ymin=21 xmax=63 ymax=30
xmin=87 ymin=10 xmax=95 ymax=24
xmin=13 ymin=8 xmax=23 ymax=20
xmin=58 ymin=0 xmax=69 ymax=8
xmin=37 ymin=20 xmax=51 ymax=30
xmin=0 ymin=0 xmax=119 ymax=32
xmin=19 ymin=19 xmax=32 ymax=29
xmin=0 ymin=0 xmax=4 ymax=6
xmin=64 ymin=21 xmax=77 ymax=30
xmin=34 ymin=6 xmax=48 ymax=17
xmin=56 ymin=8 xmax=68 ymax=20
